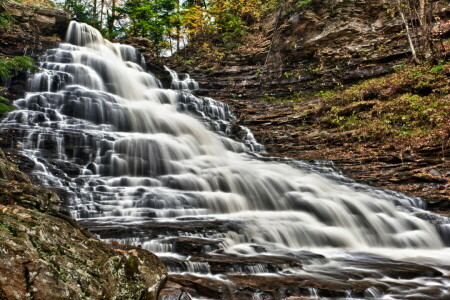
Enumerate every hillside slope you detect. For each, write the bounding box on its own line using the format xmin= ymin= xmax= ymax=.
xmin=157 ymin=0 xmax=450 ymax=211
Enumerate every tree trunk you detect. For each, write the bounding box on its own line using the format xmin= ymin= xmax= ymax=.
xmin=396 ymin=0 xmax=421 ymax=64
xmin=176 ymin=0 xmax=180 ymax=52
xmin=108 ymin=0 xmax=116 ymax=38
xmin=418 ymin=0 xmax=436 ymax=61
xmin=100 ymin=0 xmax=105 ymax=30
xmin=93 ymin=0 xmax=98 ymax=28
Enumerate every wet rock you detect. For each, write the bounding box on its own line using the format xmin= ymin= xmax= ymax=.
xmin=168 ymin=236 xmax=222 ymax=255
xmin=0 ymin=204 xmax=167 ymax=300
xmin=46 ymin=158 xmax=82 ymax=177
xmin=0 ymin=148 xmax=30 ymax=183
xmin=0 ymin=151 xmax=168 ymax=299
xmin=167 ymin=273 xmax=375 ymax=300
xmin=161 ymin=252 xmax=303 ymax=275
xmin=159 ymin=281 xmax=193 ymax=300
xmin=337 ymin=254 xmax=443 ymax=279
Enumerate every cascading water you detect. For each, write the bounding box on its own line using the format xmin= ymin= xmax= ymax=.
xmin=1 ymin=21 xmax=449 ymax=299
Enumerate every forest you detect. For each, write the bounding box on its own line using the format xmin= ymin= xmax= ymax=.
xmin=23 ymin=0 xmax=441 ymax=61
xmin=0 ymin=0 xmax=449 ymax=299
xmin=58 ymin=0 xmax=275 ymax=54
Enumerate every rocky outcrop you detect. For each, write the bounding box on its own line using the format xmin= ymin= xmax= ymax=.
xmin=0 ymin=4 xmax=170 ymax=298
xmin=156 ymin=0 xmax=450 ymax=212
xmin=163 ymin=0 xmax=450 ymax=99
xmin=0 ymin=148 xmax=168 ymax=299
xmin=0 ymin=0 xmax=69 ymax=57
xmin=0 ymin=0 xmax=70 ymax=102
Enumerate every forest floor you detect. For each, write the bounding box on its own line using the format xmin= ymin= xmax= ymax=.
xmin=215 ymin=61 xmax=450 ymax=215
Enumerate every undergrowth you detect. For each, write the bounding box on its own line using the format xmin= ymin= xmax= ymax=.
xmin=0 ymin=0 xmax=15 ymax=30
xmin=292 ymin=61 xmax=450 ymax=149
xmin=0 ymin=56 xmax=38 ymax=82
xmin=0 ymin=56 xmax=37 ymax=114
xmin=0 ymin=96 xmax=14 ymax=114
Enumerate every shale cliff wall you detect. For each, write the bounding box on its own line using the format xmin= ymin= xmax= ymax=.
xmin=156 ymin=0 xmax=450 ymax=212
xmin=162 ymin=0 xmax=450 ymax=100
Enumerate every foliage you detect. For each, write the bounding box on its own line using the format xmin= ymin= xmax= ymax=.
xmin=0 ymin=2 xmax=15 ymax=30
xmin=57 ymin=0 xmax=272 ymax=54
xmin=0 ymin=95 xmax=13 ymax=114
xmin=59 ymin=0 xmax=93 ymax=24
xmin=297 ymin=0 xmax=311 ymax=7
xmin=292 ymin=61 xmax=450 ymax=147
xmin=118 ymin=0 xmax=176 ymax=51
xmin=177 ymin=0 xmax=264 ymax=50
xmin=0 ymin=56 xmax=38 ymax=82
xmin=0 ymin=102 xmax=14 ymax=114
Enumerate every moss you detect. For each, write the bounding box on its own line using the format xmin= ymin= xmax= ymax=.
xmin=0 ymin=220 xmax=17 ymax=237
xmin=0 ymin=9 xmax=15 ymax=30
xmin=296 ymin=0 xmax=312 ymax=8
xmin=0 ymin=222 xmax=12 ymax=234
xmin=287 ymin=61 xmax=450 ymax=146
xmin=125 ymin=255 xmax=139 ymax=279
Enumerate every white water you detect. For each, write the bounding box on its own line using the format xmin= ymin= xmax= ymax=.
xmin=2 ymin=21 xmax=449 ymax=299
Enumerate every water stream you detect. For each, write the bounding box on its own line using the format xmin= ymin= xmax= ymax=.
xmin=1 ymin=22 xmax=449 ymax=299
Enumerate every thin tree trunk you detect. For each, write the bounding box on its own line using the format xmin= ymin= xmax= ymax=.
xmin=418 ymin=0 xmax=436 ymax=61
xmin=93 ymin=0 xmax=98 ymax=28
xmin=100 ymin=0 xmax=105 ymax=30
xmin=176 ymin=0 xmax=180 ymax=52
xmin=264 ymin=0 xmax=286 ymax=69
xmin=108 ymin=0 xmax=116 ymax=38
xmin=419 ymin=0 xmax=426 ymax=27
xmin=396 ymin=0 xmax=420 ymax=64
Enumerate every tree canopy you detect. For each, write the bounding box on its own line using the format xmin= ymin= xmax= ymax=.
xmin=57 ymin=0 xmax=273 ymax=55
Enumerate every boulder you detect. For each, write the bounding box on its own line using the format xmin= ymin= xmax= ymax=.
xmin=0 ymin=150 xmax=168 ymax=299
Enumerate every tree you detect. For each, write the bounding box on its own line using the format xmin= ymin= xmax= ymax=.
xmin=58 ymin=0 xmax=269 ymax=54
xmin=179 ymin=0 xmax=262 ymax=48
xmin=394 ymin=0 xmax=441 ymax=63
xmin=62 ymin=0 xmax=93 ymax=24
xmin=118 ymin=0 xmax=177 ymax=52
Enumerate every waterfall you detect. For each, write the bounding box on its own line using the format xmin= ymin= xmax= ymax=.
xmin=2 ymin=21 xmax=449 ymax=299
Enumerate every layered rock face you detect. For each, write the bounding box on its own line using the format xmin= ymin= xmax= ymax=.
xmin=0 ymin=0 xmax=69 ymax=56
xmin=158 ymin=0 xmax=450 ymax=211
xmin=0 ymin=0 xmax=70 ymax=102
xmin=164 ymin=0 xmax=449 ymax=99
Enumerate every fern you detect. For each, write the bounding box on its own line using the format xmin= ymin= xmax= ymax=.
xmin=0 ymin=56 xmax=38 ymax=82
xmin=0 ymin=102 xmax=14 ymax=114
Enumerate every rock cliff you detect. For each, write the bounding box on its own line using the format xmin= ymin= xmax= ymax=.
xmin=157 ymin=0 xmax=450 ymax=212
xmin=163 ymin=0 xmax=449 ymax=99
xmin=0 ymin=0 xmax=69 ymax=102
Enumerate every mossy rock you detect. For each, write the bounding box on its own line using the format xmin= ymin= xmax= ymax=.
xmin=0 ymin=204 xmax=167 ymax=299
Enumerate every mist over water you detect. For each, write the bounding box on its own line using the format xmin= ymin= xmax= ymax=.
xmin=2 ymin=21 xmax=449 ymax=299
